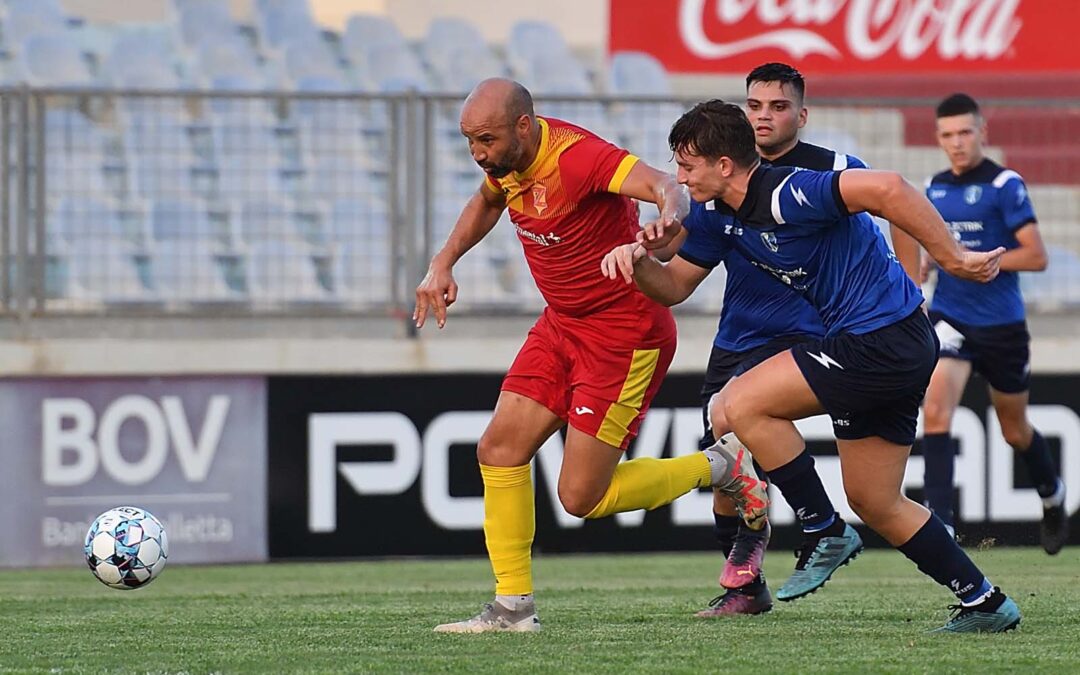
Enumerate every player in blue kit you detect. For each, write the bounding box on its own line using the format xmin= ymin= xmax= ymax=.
xmin=687 ymin=63 xmax=880 ymax=617
xmin=603 ymin=100 xmax=1021 ymax=632
xmin=920 ymin=93 xmax=1066 ymax=553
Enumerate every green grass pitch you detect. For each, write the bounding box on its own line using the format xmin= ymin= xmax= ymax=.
xmin=1 ymin=547 xmax=1077 ymax=673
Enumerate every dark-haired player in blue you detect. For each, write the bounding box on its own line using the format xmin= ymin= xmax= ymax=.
xmin=677 ymin=63 xmax=890 ymax=617
xmin=603 ymin=100 xmax=1020 ymax=633
xmin=920 ymin=93 xmax=1065 ymax=553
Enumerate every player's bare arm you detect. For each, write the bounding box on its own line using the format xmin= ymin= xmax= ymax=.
xmin=617 ymin=162 xmax=690 ymax=247
xmin=414 ymin=185 xmax=506 ymax=329
xmin=888 ymin=224 xmax=922 ymax=286
xmin=637 ymin=227 xmax=688 ymax=263
xmin=999 ymin=222 xmax=1048 ymax=272
xmin=838 ymin=170 xmax=1004 ymax=283
xmin=600 ymin=243 xmax=709 ymax=305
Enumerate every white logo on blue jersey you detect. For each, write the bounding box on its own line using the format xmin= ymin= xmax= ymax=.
xmin=790 ymin=184 xmax=811 ymax=207
xmin=761 ymin=231 xmax=778 ymax=252
xmin=964 ymin=185 xmax=982 ymax=205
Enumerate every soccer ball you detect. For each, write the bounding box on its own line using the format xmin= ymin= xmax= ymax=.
xmin=84 ymin=506 xmax=168 ymax=590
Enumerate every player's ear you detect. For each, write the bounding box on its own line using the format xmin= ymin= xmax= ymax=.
xmin=515 ymin=113 xmax=531 ymax=136
xmin=798 ymin=106 xmax=808 ymax=129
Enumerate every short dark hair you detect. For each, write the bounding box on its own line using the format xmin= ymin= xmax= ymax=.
xmin=936 ymin=93 xmax=980 ymax=119
xmin=669 ymin=99 xmax=759 ymax=167
xmin=746 ymin=62 xmax=805 ymax=102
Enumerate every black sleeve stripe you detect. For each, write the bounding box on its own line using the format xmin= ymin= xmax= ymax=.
xmin=676 ymin=250 xmax=718 ymax=270
xmin=830 ymin=170 xmax=850 ymax=216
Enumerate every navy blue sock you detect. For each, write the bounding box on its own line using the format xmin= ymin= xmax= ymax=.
xmin=898 ymin=515 xmax=991 ymax=603
xmin=766 ymin=451 xmax=837 ymax=532
xmin=1017 ymin=430 xmax=1059 ymax=498
xmin=922 ymin=433 xmax=956 ymax=526
xmin=713 ymin=513 xmax=740 ymax=558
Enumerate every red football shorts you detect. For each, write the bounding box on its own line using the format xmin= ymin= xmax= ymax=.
xmin=501 ymin=295 xmax=676 ymax=450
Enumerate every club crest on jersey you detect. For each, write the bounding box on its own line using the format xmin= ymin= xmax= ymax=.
xmin=964 ymin=185 xmax=982 ymax=205
xmin=532 ymin=183 xmax=548 ymax=215
xmin=761 ymin=231 xmax=779 ymax=253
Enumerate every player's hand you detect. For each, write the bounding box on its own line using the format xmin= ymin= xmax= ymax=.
xmin=414 ymin=264 xmax=458 ymax=329
xmin=638 ymin=218 xmax=682 ymax=251
xmin=601 ymin=243 xmax=647 ymax=284
xmin=947 ymin=246 xmax=1005 ymax=283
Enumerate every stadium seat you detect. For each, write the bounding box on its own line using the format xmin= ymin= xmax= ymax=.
xmin=422 ymin=17 xmax=504 ymax=91
xmin=44 ymin=108 xmax=106 ymax=155
xmin=147 ymin=197 xmax=219 ymax=243
xmin=46 ymin=155 xmax=111 ymax=202
xmin=422 ymin=17 xmax=484 ymax=66
xmin=441 ymin=46 xmax=506 ymax=92
xmin=60 ymin=238 xmax=151 ymax=303
xmin=331 ymin=240 xmax=392 ymax=305
xmin=507 ymin=20 xmax=570 ymax=80
xmin=149 ymin=239 xmax=238 ymax=302
xmin=4 ymin=3 xmax=69 ymax=49
xmin=342 ymin=13 xmax=407 ymax=58
xmin=16 ymin=34 xmax=92 ymax=87
xmin=256 ymin=5 xmax=320 ymax=54
xmin=364 ymin=43 xmax=429 ymax=92
xmin=254 ymin=0 xmax=313 ymax=15
xmin=322 ymin=196 xmax=391 ymax=246
xmin=192 ymin=37 xmax=265 ymax=92
xmin=280 ymin=35 xmax=344 ymax=89
xmin=299 ymin=153 xmax=387 ymax=202
xmin=174 ymin=1 xmax=237 ymax=49
xmin=49 ymin=197 xmax=129 ymax=245
xmin=243 ymin=238 xmax=331 ymax=302
xmin=236 ymin=197 xmax=303 ymax=244
xmin=608 ymin=51 xmax=672 ymax=96
xmin=101 ymin=30 xmax=183 ymax=89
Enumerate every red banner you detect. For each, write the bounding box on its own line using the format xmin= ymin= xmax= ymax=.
xmin=608 ymin=0 xmax=1079 ymax=75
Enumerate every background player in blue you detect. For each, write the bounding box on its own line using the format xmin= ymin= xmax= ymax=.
xmin=920 ymin=93 xmax=1065 ymax=553
xmin=686 ymin=63 xmax=884 ymax=618
xmin=603 ymin=100 xmax=1021 ymax=633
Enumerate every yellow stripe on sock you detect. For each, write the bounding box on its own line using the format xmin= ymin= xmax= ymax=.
xmin=596 ymin=348 xmax=660 ymax=448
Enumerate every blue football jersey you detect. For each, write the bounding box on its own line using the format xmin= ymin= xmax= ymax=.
xmin=675 ymin=143 xmax=863 ymax=352
xmin=926 ymin=158 xmax=1036 ymax=326
xmin=679 ymin=202 xmax=823 ymax=351
xmin=683 ymin=165 xmax=924 ymax=337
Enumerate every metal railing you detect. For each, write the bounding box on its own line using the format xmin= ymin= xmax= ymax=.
xmin=2 ymin=88 xmax=1078 ymax=328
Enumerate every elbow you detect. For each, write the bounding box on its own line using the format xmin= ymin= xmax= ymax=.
xmin=881 ymin=172 xmax=908 ymax=204
xmin=1033 ymin=251 xmax=1049 ymax=272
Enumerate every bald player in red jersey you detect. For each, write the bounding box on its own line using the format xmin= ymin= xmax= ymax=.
xmin=415 ymin=79 xmax=769 ymax=633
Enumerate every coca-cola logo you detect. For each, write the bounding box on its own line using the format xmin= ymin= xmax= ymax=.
xmin=678 ymin=0 xmax=1022 ymax=62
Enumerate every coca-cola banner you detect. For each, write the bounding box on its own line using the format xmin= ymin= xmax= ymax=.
xmin=609 ymin=0 xmax=1080 ymax=75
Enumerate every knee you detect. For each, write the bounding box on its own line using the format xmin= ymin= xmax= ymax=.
xmin=477 ymin=431 xmax=528 ymax=467
xmin=558 ymin=485 xmax=602 ymax=519
xmin=708 ymin=394 xmax=729 ymax=438
xmin=845 ymin=489 xmax=901 ymax=528
xmin=921 ymin=399 xmax=952 ymax=432
xmin=1001 ymin=423 xmax=1032 ymax=451
xmin=720 ymin=387 xmax=750 ymax=433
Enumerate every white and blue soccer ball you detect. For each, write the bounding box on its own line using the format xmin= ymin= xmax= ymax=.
xmin=84 ymin=506 xmax=168 ymax=590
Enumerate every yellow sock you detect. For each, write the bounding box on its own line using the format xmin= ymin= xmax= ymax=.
xmin=479 ymin=463 xmax=534 ymax=596
xmin=585 ymin=454 xmax=712 ymax=519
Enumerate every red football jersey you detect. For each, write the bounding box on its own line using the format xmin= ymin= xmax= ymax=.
xmin=484 ymin=117 xmax=646 ymax=317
